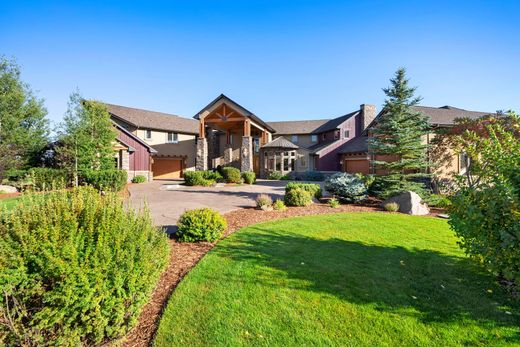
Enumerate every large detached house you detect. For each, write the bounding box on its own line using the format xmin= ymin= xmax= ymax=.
xmin=105 ymin=94 xmax=491 ymax=182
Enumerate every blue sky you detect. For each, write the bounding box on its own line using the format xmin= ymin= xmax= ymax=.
xmin=1 ymin=0 xmax=519 ymax=126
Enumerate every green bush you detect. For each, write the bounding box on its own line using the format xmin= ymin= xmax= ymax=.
xmin=355 ymin=173 xmax=376 ymax=189
xmin=284 ymin=188 xmax=313 ymax=207
xmin=328 ymin=197 xmax=340 ymax=208
xmin=425 ymin=194 xmax=452 ymax=208
xmin=383 ymin=202 xmax=400 ymax=212
xmin=303 ymin=171 xmax=325 ymax=181
xmin=369 ymin=175 xmax=427 ymax=200
xmin=285 ymin=182 xmax=322 ymax=199
xmin=28 ymin=168 xmax=69 ymax=191
xmin=177 ymin=208 xmax=227 ymax=242
xmin=81 ymin=169 xmax=128 ymax=192
xmin=0 ymin=187 xmax=169 ymax=346
xmin=242 ymin=171 xmax=256 ymax=184
xmin=3 ymin=169 xmax=28 ymax=182
xmin=184 ymin=170 xmax=220 ymax=186
xmin=256 ymin=194 xmax=272 ymax=208
xmin=325 ymin=173 xmax=367 ymax=203
xmin=132 ymin=175 xmax=147 ymax=183
xmin=221 ymin=167 xmax=242 ymax=183
xmin=267 ymin=171 xmax=284 ymax=180
xmin=273 ymin=199 xmax=287 ymax=211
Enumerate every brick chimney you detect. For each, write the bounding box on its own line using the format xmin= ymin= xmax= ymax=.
xmin=360 ymin=104 xmax=376 ymax=132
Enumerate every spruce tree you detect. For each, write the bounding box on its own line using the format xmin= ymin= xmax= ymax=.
xmin=369 ymin=68 xmax=431 ymax=198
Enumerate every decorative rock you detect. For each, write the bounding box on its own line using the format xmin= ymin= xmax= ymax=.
xmin=0 ymin=185 xmax=17 ymax=194
xmin=382 ymin=191 xmax=430 ymax=216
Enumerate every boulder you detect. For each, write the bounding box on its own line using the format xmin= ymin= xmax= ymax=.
xmin=382 ymin=191 xmax=430 ymax=216
xmin=0 ymin=185 xmax=17 ymax=194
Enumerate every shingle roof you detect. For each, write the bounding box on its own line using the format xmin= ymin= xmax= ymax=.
xmin=261 ymin=136 xmax=299 ymax=149
xmin=337 ymin=136 xmax=369 ymax=154
xmin=267 ymin=119 xmax=330 ymax=135
xmin=413 ymin=105 xmax=492 ymax=125
xmin=305 ymin=140 xmax=336 ymax=154
xmin=313 ymin=110 xmax=359 ymax=133
xmin=104 ymin=103 xmax=199 ymax=135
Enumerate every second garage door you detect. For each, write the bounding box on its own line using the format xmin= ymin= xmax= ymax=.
xmin=344 ymin=159 xmax=369 ymax=175
xmin=153 ymin=158 xmax=183 ymax=179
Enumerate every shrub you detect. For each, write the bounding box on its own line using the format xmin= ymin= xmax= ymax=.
xmin=284 ymin=188 xmax=313 ymax=207
xmin=3 ymin=169 xmax=28 ymax=182
xmin=221 ymin=167 xmax=242 ymax=183
xmin=132 ymin=175 xmax=147 ymax=183
xmin=303 ymin=171 xmax=324 ymax=181
xmin=242 ymin=171 xmax=256 ymax=184
xmin=0 ymin=187 xmax=169 ymax=346
xmin=184 ymin=170 xmax=219 ymax=186
xmin=328 ymin=197 xmax=340 ymax=208
xmin=273 ymin=199 xmax=287 ymax=211
xmin=383 ymin=202 xmax=400 ymax=212
xmin=81 ymin=169 xmax=128 ymax=192
xmin=285 ymin=182 xmax=322 ymax=199
xmin=267 ymin=171 xmax=284 ymax=180
xmin=27 ymin=168 xmax=69 ymax=191
xmin=369 ymin=175 xmax=427 ymax=200
xmin=256 ymin=194 xmax=273 ymax=208
xmin=355 ymin=173 xmax=376 ymax=189
xmin=177 ymin=208 xmax=227 ymax=242
xmin=425 ymin=194 xmax=452 ymax=209
xmin=325 ymin=173 xmax=367 ymax=203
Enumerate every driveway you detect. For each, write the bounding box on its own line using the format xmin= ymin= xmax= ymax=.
xmin=127 ymin=179 xmax=290 ymax=231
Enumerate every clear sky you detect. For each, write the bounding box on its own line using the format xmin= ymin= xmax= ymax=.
xmin=1 ymin=0 xmax=519 ymax=127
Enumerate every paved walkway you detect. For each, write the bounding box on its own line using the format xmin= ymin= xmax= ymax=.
xmin=127 ymin=179 xmax=290 ymax=231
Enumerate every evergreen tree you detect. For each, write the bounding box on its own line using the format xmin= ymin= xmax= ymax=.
xmin=0 ymin=57 xmax=49 ymax=177
xmin=369 ymin=68 xmax=431 ymax=198
xmin=57 ymin=91 xmax=117 ymax=183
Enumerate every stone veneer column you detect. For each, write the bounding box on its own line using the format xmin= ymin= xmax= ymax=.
xmin=240 ymin=136 xmax=253 ymax=172
xmin=224 ymin=146 xmax=233 ymax=165
xmin=196 ymin=137 xmax=208 ymax=171
xmin=121 ymin=150 xmax=130 ymax=171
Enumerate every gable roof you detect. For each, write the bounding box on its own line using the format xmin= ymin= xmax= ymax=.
xmin=261 ymin=136 xmax=299 ymax=149
xmin=337 ymin=136 xmax=369 ymax=154
xmin=267 ymin=110 xmax=359 ymax=135
xmin=105 ymin=103 xmax=199 ymax=135
xmin=113 ymin=121 xmax=157 ymax=154
xmin=194 ymin=94 xmax=276 ymax=133
xmin=412 ymin=105 xmax=492 ymax=125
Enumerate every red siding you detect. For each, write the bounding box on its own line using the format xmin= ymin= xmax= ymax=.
xmin=117 ymin=129 xmax=151 ymax=171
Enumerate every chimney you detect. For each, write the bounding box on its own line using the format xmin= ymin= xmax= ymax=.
xmin=360 ymin=104 xmax=376 ymax=132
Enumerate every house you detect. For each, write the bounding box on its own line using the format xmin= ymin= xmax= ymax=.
xmin=338 ymin=105 xmax=492 ymax=178
xmin=104 ymin=94 xmax=491 ymax=181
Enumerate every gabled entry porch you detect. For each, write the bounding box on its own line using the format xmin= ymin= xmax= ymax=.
xmin=194 ymin=94 xmax=275 ymax=174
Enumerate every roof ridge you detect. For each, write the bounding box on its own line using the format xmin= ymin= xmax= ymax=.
xmin=102 ymin=102 xmax=187 ymax=119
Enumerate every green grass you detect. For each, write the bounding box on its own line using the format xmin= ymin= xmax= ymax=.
xmin=0 ymin=196 xmax=23 ymax=211
xmin=155 ymin=213 xmax=520 ymax=346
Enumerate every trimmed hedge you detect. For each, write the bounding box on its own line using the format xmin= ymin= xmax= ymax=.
xmin=184 ymin=170 xmax=221 ymax=186
xmin=242 ymin=171 xmax=256 ymax=184
xmin=284 ymin=188 xmax=313 ymax=207
xmin=177 ymin=208 xmax=227 ymax=242
xmin=285 ymin=182 xmax=322 ymax=199
xmin=221 ymin=167 xmax=242 ymax=183
xmin=81 ymin=169 xmax=128 ymax=192
xmin=28 ymin=168 xmax=69 ymax=190
xmin=0 ymin=186 xmax=169 ymax=346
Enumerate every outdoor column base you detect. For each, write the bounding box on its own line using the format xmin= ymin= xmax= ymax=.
xmin=196 ymin=138 xmax=208 ymax=171
xmin=241 ymin=136 xmax=253 ymax=172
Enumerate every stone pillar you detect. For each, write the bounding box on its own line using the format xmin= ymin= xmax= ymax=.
xmin=224 ymin=146 xmax=233 ymax=165
xmin=121 ymin=150 xmax=130 ymax=171
xmin=241 ymin=136 xmax=253 ymax=172
xmin=196 ymin=137 xmax=208 ymax=171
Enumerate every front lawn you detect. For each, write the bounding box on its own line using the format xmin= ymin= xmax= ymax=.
xmin=155 ymin=213 xmax=520 ymax=346
xmin=0 ymin=196 xmax=22 ymax=211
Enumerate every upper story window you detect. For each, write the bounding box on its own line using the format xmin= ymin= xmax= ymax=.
xmin=334 ymin=130 xmax=340 ymax=140
xmin=144 ymin=129 xmax=152 ymax=140
xmin=167 ymin=132 xmax=178 ymax=143
xmin=460 ymin=152 xmax=470 ymax=174
xmin=322 ymin=133 xmax=326 ymax=141
xmin=291 ymin=135 xmax=298 ymax=143
xmin=344 ymin=129 xmax=350 ymax=139
xmin=311 ymin=135 xmax=317 ymax=143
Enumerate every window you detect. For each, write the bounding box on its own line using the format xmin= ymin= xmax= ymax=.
xmin=167 ymin=132 xmax=178 ymax=143
xmin=460 ymin=152 xmax=470 ymax=173
xmin=144 ymin=129 xmax=152 ymax=140
xmin=311 ymin=135 xmax=317 ymax=143
xmin=344 ymin=129 xmax=350 ymax=139
xmin=291 ymin=135 xmax=298 ymax=143
xmin=334 ymin=130 xmax=340 ymax=140
xmin=322 ymin=133 xmax=326 ymax=140
xmin=300 ymin=156 xmax=306 ymax=166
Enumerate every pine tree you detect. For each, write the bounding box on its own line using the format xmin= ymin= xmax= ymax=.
xmin=0 ymin=57 xmax=49 ymax=177
xmin=369 ymin=68 xmax=431 ymax=198
xmin=57 ymin=91 xmax=117 ymax=183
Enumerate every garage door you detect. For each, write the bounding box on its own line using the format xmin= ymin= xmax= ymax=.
xmin=153 ymin=158 xmax=183 ymax=179
xmin=344 ymin=159 xmax=369 ymax=174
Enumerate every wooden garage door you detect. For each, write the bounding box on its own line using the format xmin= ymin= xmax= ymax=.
xmin=344 ymin=159 xmax=369 ymax=174
xmin=153 ymin=158 xmax=183 ymax=179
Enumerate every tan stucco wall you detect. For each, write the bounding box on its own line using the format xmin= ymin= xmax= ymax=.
xmin=274 ymin=134 xmax=318 ymax=148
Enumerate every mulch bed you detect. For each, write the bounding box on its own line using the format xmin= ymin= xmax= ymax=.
xmin=0 ymin=192 xmax=21 ymax=199
xmin=118 ymin=202 xmax=445 ymax=347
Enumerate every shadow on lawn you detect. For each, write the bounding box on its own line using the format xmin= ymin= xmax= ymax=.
xmin=212 ymin=227 xmax=520 ymax=340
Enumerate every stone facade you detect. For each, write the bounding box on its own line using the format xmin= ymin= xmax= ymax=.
xmin=121 ymin=150 xmax=130 ymax=171
xmin=196 ymin=138 xmax=208 ymax=171
xmin=240 ymin=136 xmax=253 ymax=172
xmin=224 ymin=146 xmax=233 ymax=165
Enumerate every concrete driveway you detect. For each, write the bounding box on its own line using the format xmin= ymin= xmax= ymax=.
xmin=127 ymin=179 xmax=290 ymax=231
